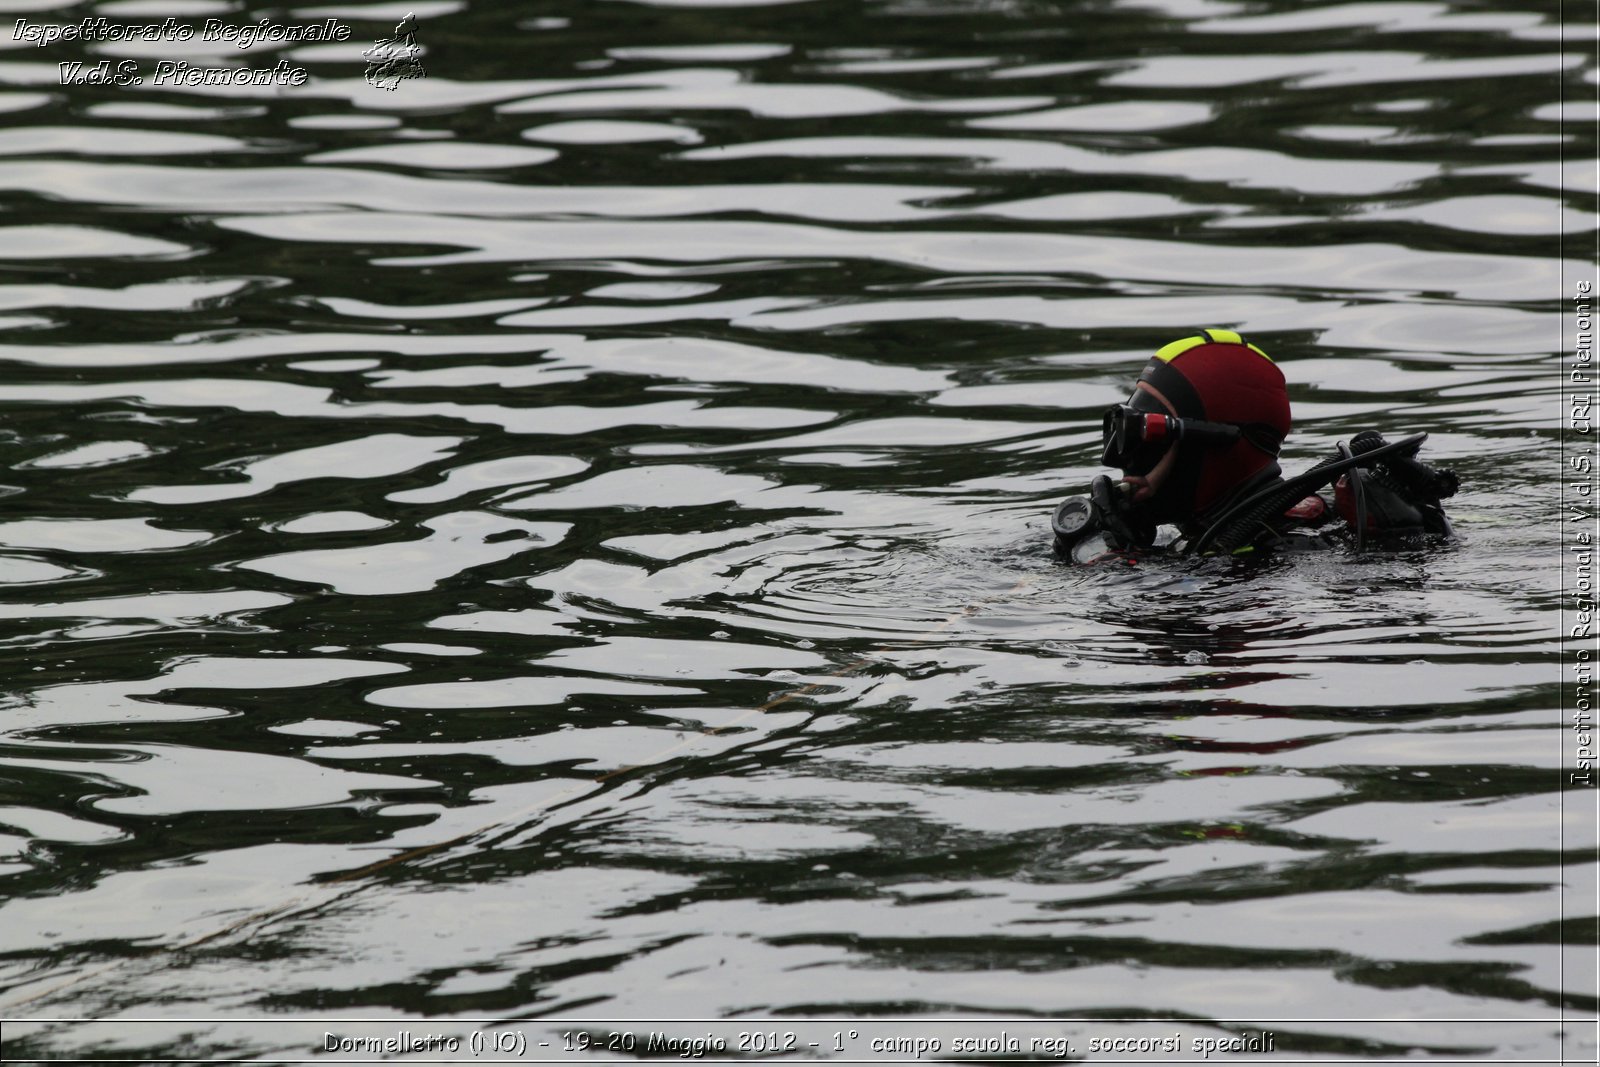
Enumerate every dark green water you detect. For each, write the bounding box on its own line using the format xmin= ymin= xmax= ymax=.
xmin=0 ymin=0 xmax=1594 ymax=1060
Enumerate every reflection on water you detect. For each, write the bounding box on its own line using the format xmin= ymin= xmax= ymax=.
xmin=0 ymin=0 xmax=1593 ymax=1058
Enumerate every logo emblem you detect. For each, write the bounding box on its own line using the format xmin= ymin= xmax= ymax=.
xmin=363 ymin=12 xmax=425 ymax=90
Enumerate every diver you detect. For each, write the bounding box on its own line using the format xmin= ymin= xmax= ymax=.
xmin=1051 ymin=329 xmax=1458 ymax=565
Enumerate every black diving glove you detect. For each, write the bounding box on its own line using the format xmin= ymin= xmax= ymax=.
xmin=1089 ymin=475 xmax=1154 ymax=552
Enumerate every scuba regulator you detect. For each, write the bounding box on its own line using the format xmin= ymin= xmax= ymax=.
xmin=1050 ymin=475 xmax=1153 ymax=564
xmin=1054 ymin=403 xmax=1245 ymax=562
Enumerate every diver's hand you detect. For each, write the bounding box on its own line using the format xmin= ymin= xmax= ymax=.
xmin=1090 ymin=475 xmax=1146 ymax=551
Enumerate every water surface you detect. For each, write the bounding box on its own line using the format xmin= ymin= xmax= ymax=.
xmin=0 ymin=0 xmax=1594 ymax=1059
